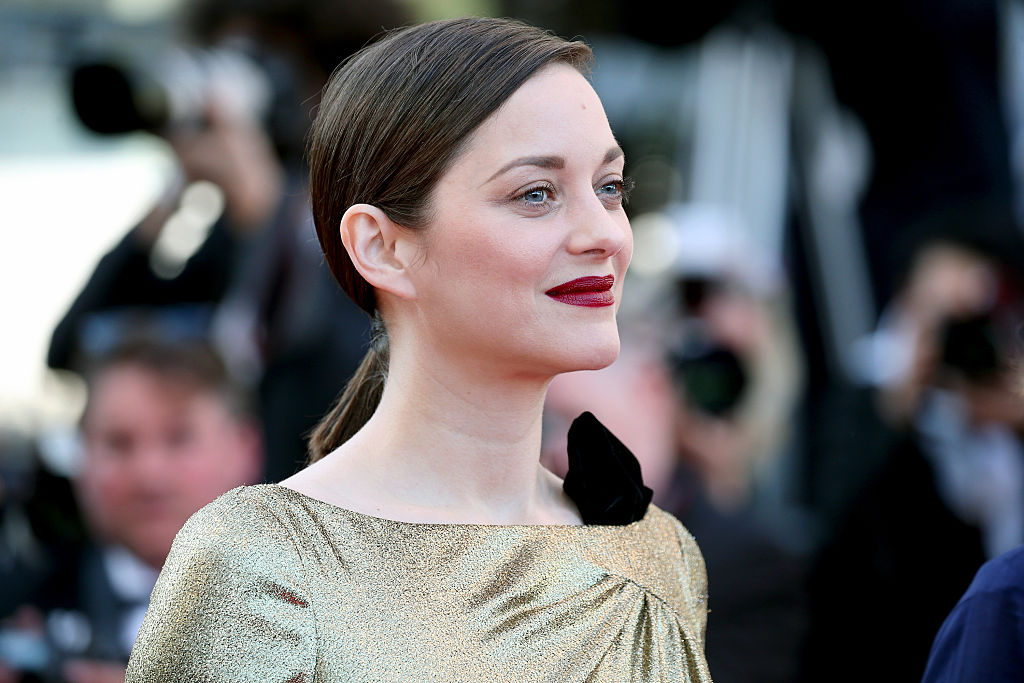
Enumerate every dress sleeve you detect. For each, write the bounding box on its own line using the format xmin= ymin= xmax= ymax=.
xmin=670 ymin=518 xmax=710 ymax=645
xmin=125 ymin=491 xmax=316 ymax=683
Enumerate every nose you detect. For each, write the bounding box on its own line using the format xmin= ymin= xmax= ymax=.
xmin=565 ymin=191 xmax=630 ymax=258
xmin=129 ymin=441 xmax=175 ymax=490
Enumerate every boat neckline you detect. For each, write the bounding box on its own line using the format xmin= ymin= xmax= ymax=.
xmin=264 ymin=483 xmax=654 ymax=531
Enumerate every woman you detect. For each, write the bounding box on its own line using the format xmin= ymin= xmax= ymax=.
xmin=126 ymin=17 xmax=712 ymax=682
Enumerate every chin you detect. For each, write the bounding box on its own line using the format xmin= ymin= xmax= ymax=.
xmin=576 ymin=344 xmax=620 ymax=371
xmin=552 ymin=326 xmax=621 ymax=373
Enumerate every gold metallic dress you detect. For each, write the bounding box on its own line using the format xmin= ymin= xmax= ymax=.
xmin=126 ymin=484 xmax=712 ymax=682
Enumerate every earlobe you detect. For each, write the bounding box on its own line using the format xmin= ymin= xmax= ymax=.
xmin=339 ymin=203 xmax=418 ymax=300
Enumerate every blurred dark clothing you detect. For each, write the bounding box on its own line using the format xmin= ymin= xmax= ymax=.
xmin=795 ymin=384 xmax=898 ymax=532
xmin=1 ymin=467 xmax=133 ymax=679
xmin=663 ymin=465 xmax=808 ymax=683
xmin=802 ymin=434 xmax=986 ymax=682
xmin=0 ymin=467 xmax=86 ymax=618
xmin=923 ymin=543 xmax=1024 ymax=682
xmin=47 ymin=180 xmax=369 ymax=482
xmin=48 ymin=220 xmax=237 ymax=370
xmin=4 ymin=542 xmax=153 ymax=666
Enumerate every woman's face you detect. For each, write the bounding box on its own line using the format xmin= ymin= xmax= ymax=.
xmin=404 ymin=63 xmax=632 ymax=377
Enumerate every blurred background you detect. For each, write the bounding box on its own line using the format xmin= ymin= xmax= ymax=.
xmin=3 ymin=0 xmax=1024 ymax=681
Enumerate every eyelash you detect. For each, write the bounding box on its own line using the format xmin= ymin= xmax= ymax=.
xmin=604 ymin=177 xmax=635 ymax=204
xmin=513 ymin=176 xmax=635 ymax=210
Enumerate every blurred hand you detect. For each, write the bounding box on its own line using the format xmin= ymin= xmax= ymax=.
xmin=675 ymin=406 xmax=752 ymax=511
xmin=702 ymin=291 xmax=768 ymax=358
xmin=961 ymin=371 xmax=1024 ymax=428
xmin=168 ymin=98 xmax=283 ymax=234
xmin=133 ymin=172 xmax=186 ymax=248
xmin=879 ymin=244 xmax=998 ymax=425
xmin=63 ymin=659 xmax=127 ymax=683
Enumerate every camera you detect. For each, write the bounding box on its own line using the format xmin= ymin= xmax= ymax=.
xmin=70 ymin=38 xmax=307 ymax=156
xmin=667 ymin=331 xmax=749 ymax=418
xmin=938 ymin=311 xmax=1023 ymax=383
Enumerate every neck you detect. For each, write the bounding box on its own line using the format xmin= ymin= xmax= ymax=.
xmin=338 ymin=342 xmax=569 ymax=524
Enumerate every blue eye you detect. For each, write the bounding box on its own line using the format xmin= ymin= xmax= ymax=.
xmin=511 ymin=183 xmax=557 ymax=213
xmin=597 ymin=177 xmax=635 ymax=205
xmin=523 ymin=187 xmax=549 ymax=204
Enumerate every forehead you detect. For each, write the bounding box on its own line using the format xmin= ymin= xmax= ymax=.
xmin=454 ymin=64 xmax=618 ymax=174
xmin=86 ymin=364 xmax=217 ymax=420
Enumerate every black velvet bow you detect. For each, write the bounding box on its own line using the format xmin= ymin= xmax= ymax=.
xmin=562 ymin=412 xmax=653 ymax=525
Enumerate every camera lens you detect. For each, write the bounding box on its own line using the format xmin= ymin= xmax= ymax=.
xmin=71 ymin=62 xmax=167 ymax=134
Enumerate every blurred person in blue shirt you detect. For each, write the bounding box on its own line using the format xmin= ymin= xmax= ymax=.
xmin=922 ymin=543 xmax=1024 ymax=682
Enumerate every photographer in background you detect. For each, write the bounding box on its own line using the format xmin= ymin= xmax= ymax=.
xmin=803 ymin=237 xmax=1024 ymax=682
xmin=50 ymin=0 xmax=410 ymax=482
xmin=636 ymin=204 xmax=804 ymax=518
xmin=1 ymin=339 xmax=260 ymax=683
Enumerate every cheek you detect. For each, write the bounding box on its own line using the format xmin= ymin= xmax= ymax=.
xmin=445 ymin=228 xmax=539 ymax=279
xmin=76 ymin=463 xmax=133 ymax=536
xmin=174 ymin=436 xmax=224 ymax=476
xmin=82 ymin=460 xmax=130 ymax=501
xmin=427 ymin=227 xmax=553 ymax=314
xmin=174 ymin=429 xmax=246 ymax=490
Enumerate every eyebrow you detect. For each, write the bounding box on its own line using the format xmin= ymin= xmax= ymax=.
xmin=483 ymin=146 xmax=624 ymax=185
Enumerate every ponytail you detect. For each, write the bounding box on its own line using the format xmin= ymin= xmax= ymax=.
xmin=307 ymin=316 xmax=389 ymax=462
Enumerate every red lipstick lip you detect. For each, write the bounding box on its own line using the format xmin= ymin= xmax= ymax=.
xmin=545 ymin=275 xmax=615 ymax=307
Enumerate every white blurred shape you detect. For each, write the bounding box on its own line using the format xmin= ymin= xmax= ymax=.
xmin=0 ymin=149 xmax=173 ymax=428
xmin=106 ymin=0 xmax=182 ymax=24
xmin=150 ymin=180 xmax=223 ymax=279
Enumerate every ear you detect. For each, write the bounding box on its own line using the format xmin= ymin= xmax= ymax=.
xmin=339 ymin=203 xmax=418 ymax=301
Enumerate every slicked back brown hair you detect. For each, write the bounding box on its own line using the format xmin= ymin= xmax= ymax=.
xmin=309 ymin=16 xmax=592 ymax=314
xmin=305 ymin=17 xmax=592 ymax=460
